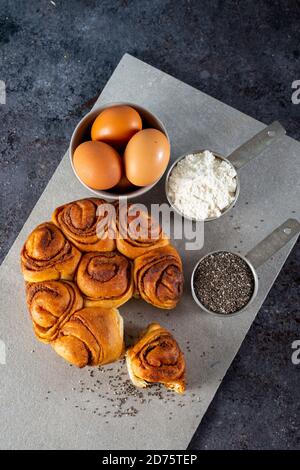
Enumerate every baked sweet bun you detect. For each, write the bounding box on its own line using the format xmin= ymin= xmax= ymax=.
xmin=21 ymin=222 xmax=81 ymax=282
xmin=76 ymin=251 xmax=134 ymax=308
xmin=116 ymin=202 xmax=169 ymax=259
xmin=52 ymin=198 xmax=115 ymax=252
xmin=20 ymin=199 xmax=187 ymax=377
xmin=126 ymin=323 xmax=185 ymax=393
xmin=52 ymin=306 xmax=124 ymax=367
xmin=133 ymin=245 xmax=184 ymax=309
xmin=26 ymin=280 xmax=83 ymax=343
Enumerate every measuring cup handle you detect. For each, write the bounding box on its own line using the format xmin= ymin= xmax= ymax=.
xmin=227 ymin=121 xmax=286 ymax=170
xmin=246 ymin=219 xmax=300 ymax=270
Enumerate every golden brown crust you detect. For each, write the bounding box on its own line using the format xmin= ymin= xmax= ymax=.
xmin=21 ymin=222 xmax=81 ymax=282
xmin=26 ymin=280 xmax=83 ymax=343
xmin=52 ymin=307 xmax=124 ymax=367
xmin=116 ymin=203 xmax=169 ymax=259
xmin=52 ymin=198 xmax=116 ymax=252
xmin=126 ymin=323 xmax=185 ymax=393
xmin=133 ymin=245 xmax=184 ymax=309
xmin=21 ymin=199 xmax=186 ymax=377
xmin=76 ymin=251 xmax=134 ymax=308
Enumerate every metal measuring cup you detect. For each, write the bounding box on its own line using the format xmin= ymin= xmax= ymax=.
xmin=165 ymin=121 xmax=286 ymax=221
xmin=191 ymin=218 xmax=300 ymax=317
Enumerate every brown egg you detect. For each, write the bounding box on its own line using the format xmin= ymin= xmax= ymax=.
xmin=73 ymin=141 xmax=122 ymax=190
xmin=91 ymin=105 xmax=142 ymax=147
xmin=112 ymin=156 xmax=136 ymax=193
xmin=124 ymin=128 xmax=170 ymax=186
xmin=113 ymin=173 xmax=135 ymax=193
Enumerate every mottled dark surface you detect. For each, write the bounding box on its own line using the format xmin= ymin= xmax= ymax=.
xmin=0 ymin=0 xmax=299 ymax=450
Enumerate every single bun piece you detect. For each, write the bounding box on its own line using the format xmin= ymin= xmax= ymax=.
xmin=26 ymin=280 xmax=83 ymax=343
xmin=52 ymin=198 xmax=115 ymax=252
xmin=76 ymin=251 xmax=134 ymax=308
xmin=21 ymin=222 xmax=81 ymax=282
xmin=91 ymin=105 xmax=142 ymax=147
xmin=115 ymin=203 xmax=169 ymax=259
xmin=52 ymin=307 xmax=124 ymax=368
xmin=126 ymin=323 xmax=185 ymax=393
xmin=133 ymin=245 xmax=184 ymax=309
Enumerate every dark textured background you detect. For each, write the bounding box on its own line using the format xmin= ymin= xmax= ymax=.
xmin=0 ymin=0 xmax=299 ymax=450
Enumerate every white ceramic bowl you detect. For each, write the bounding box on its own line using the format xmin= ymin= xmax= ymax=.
xmin=70 ymin=102 xmax=170 ymax=200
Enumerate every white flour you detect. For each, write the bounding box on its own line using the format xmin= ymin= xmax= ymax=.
xmin=167 ymin=150 xmax=237 ymax=220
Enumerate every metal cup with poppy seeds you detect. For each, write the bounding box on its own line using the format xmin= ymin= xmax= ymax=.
xmin=191 ymin=219 xmax=300 ymax=317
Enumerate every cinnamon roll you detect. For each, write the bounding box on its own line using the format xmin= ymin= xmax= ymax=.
xmin=116 ymin=203 xmax=169 ymax=259
xmin=52 ymin=198 xmax=116 ymax=252
xmin=52 ymin=307 xmax=124 ymax=368
xmin=133 ymin=245 xmax=184 ymax=309
xmin=76 ymin=251 xmax=134 ymax=308
xmin=126 ymin=323 xmax=185 ymax=393
xmin=26 ymin=280 xmax=83 ymax=343
xmin=21 ymin=222 xmax=81 ymax=282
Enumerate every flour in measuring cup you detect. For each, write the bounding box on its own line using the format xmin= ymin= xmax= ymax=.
xmin=167 ymin=150 xmax=237 ymax=220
